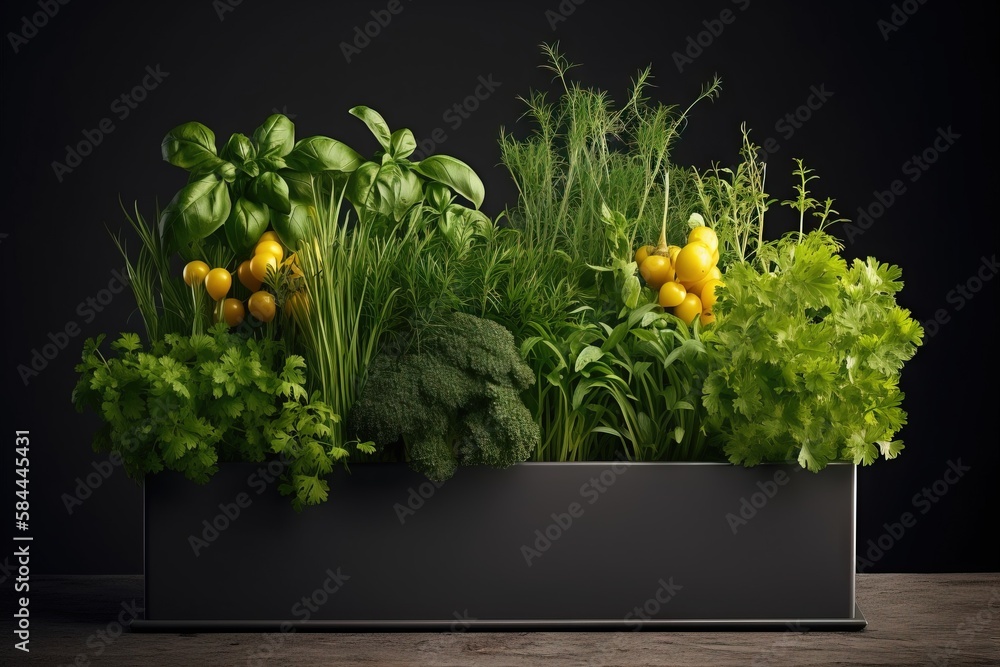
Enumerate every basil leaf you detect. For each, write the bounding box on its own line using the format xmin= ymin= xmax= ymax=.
xmin=224 ymin=197 xmax=270 ymax=255
xmin=394 ymin=169 xmax=423 ymax=220
xmin=272 ymin=203 xmax=315 ymax=251
xmin=252 ymin=114 xmax=295 ymax=158
xmin=411 ymin=155 xmax=485 ymax=209
xmin=425 ymin=182 xmax=453 ymax=212
xmin=220 ymin=133 xmax=255 ymax=164
xmin=284 ymin=136 xmax=364 ymax=173
xmin=345 ymin=161 xmax=384 ymax=221
xmin=248 ymin=172 xmax=290 ymax=214
xmin=161 ymin=122 xmax=219 ymax=171
xmin=349 ymin=106 xmax=392 ymax=151
xmin=159 ymin=175 xmax=232 ymax=247
xmin=389 ymin=128 xmax=416 ymax=159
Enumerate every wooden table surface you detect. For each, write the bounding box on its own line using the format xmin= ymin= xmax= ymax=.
xmin=4 ymin=573 xmax=997 ymax=666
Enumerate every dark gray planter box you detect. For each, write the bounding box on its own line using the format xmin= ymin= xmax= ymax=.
xmin=131 ymin=461 xmax=865 ymax=631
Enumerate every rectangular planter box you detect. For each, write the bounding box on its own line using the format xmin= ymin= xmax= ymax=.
xmin=131 ymin=461 xmax=865 ymax=631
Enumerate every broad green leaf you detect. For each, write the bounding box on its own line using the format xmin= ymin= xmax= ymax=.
xmin=389 ymin=128 xmax=417 ymax=158
xmin=224 ymin=197 xmax=270 ymax=255
xmin=425 ymin=182 xmax=453 ymax=212
xmin=215 ymin=162 xmax=237 ymax=182
xmin=248 ymin=172 xmax=290 ymax=214
xmin=273 ymin=202 xmax=315 ymax=251
xmin=259 ymin=156 xmax=288 ymax=172
xmin=621 ymin=275 xmax=641 ymax=309
xmin=349 ymin=106 xmax=392 ymax=150
xmin=394 ymin=169 xmax=423 ymax=220
xmin=411 ymin=155 xmax=485 ymax=208
xmin=221 ymin=133 xmax=255 ymax=164
xmin=282 ymin=170 xmax=316 ymax=202
xmin=345 ymin=161 xmax=391 ymax=221
xmin=159 ymin=175 xmax=232 ymax=247
xmin=574 ymin=345 xmax=604 ymax=373
xmin=161 ymin=122 xmax=219 ymax=172
xmin=284 ymin=136 xmax=364 ymax=173
xmin=252 ymin=114 xmax=295 ymax=158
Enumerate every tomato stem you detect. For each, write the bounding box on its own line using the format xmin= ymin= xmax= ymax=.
xmin=655 ymin=169 xmax=670 ymax=254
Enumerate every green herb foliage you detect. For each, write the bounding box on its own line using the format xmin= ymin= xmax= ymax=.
xmin=72 ymin=325 xmax=360 ymax=509
xmin=702 ymin=231 xmax=924 ymax=471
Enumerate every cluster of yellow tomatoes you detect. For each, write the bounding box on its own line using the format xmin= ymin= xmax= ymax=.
xmin=182 ymin=231 xmax=288 ymax=327
xmin=634 ymin=224 xmax=725 ymax=326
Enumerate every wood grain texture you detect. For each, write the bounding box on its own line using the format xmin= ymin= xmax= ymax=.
xmin=4 ymin=574 xmax=998 ymax=666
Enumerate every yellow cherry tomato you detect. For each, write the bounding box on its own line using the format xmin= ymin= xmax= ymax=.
xmin=711 ymin=248 xmax=720 ymax=267
xmin=701 ymin=278 xmax=725 ymax=311
xmin=700 ymin=310 xmax=717 ymax=326
xmin=634 ymin=245 xmax=656 ymax=266
xmin=658 ymin=281 xmax=687 ymax=308
xmin=237 ymin=260 xmax=262 ymax=291
xmin=182 ymin=261 xmax=210 ymax=287
xmin=204 ymin=268 xmax=232 ymax=301
xmin=219 ymin=298 xmax=245 ymax=327
xmin=249 ymin=252 xmax=278 ymax=282
xmin=687 ymin=266 xmax=723 ymax=296
xmin=688 ymin=226 xmax=719 ymax=253
xmin=639 ymin=255 xmax=674 ymax=290
xmin=674 ymin=242 xmax=714 ymax=283
xmin=667 ymin=245 xmax=682 ymax=264
xmin=673 ymin=293 xmax=703 ymax=325
xmin=258 ymin=231 xmax=281 ymax=245
xmin=248 ymin=291 xmax=276 ymax=322
xmin=255 ymin=240 xmax=284 ymax=263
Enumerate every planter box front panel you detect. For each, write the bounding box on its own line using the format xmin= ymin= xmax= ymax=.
xmin=144 ymin=462 xmax=856 ymax=625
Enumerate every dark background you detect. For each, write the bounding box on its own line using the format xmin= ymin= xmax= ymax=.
xmin=1 ymin=0 xmax=996 ymax=576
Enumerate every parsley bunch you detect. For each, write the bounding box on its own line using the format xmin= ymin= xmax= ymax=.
xmin=702 ymin=231 xmax=924 ymax=471
xmin=72 ymin=324 xmax=365 ymax=509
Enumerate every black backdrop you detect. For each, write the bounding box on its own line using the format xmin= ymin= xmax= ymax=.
xmin=1 ymin=0 xmax=997 ymax=577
